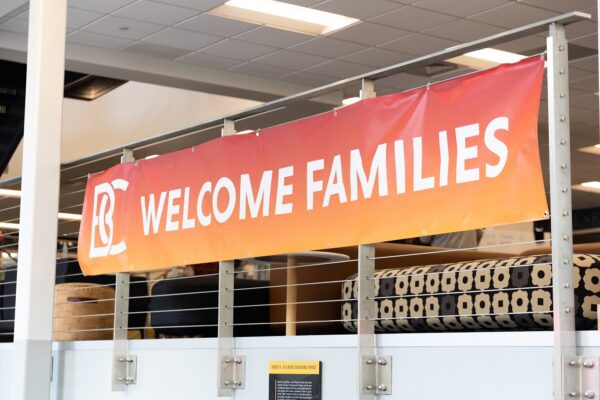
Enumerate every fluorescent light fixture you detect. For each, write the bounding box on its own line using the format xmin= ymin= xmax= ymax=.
xmin=0 ymin=188 xmax=22 ymax=198
xmin=145 ymin=154 xmax=159 ymax=160
xmin=342 ymin=97 xmax=360 ymax=106
xmin=447 ymin=48 xmax=526 ymax=70
xmin=579 ymin=144 xmax=600 ymax=155
xmin=582 ymin=181 xmax=600 ymax=190
xmin=236 ymin=130 xmax=254 ymax=135
xmin=209 ymin=0 xmax=359 ymax=36
xmin=58 ymin=212 xmax=82 ymax=221
xmin=0 ymin=222 xmax=20 ymax=230
xmin=573 ymin=181 xmax=600 ymax=193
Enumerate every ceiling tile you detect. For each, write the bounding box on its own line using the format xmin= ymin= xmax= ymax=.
xmin=0 ymin=18 xmax=28 ymax=34
xmin=413 ymin=0 xmax=510 ymax=18
xmin=67 ymin=7 xmax=104 ymax=29
xmin=122 ymin=42 xmax=190 ymax=59
xmin=340 ymin=47 xmax=413 ymax=68
xmin=176 ymin=14 xmax=256 ymax=37
xmin=254 ymin=50 xmax=329 ymax=69
xmin=289 ymin=37 xmax=365 ymax=58
xmin=66 ymin=31 xmax=133 ymax=50
xmin=304 ymin=59 xmax=372 ymax=78
xmin=469 ymin=3 xmax=558 ymax=29
xmin=201 ymin=39 xmax=276 ymax=61
xmin=177 ymin=52 xmax=242 ymax=69
xmin=314 ymin=0 xmax=402 ymax=19
xmin=153 ymin=0 xmax=226 ymax=11
xmin=229 ymin=62 xmax=294 ymax=79
xmin=375 ymin=72 xmax=429 ymax=90
xmin=566 ymin=20 xmax=598 ymax=40
xmin=234 ymin=27 xmax=312 ymax=48
xmin=570 ymin=56 xmax=598 ymax=73
xmin=277 ymin=71 xmax=336 ymax=87
xmin=143 ymin=28 xmax=222 ymax=50
xmin=382 ymin=33 xmax=459 ymax=56
xmin=495 ymin=35 xmax=546 ymax=53
xmin=424 ymin=19 xmax=504 ymax=42
xmin=279 ymin=0 xmax=323 ymax=5
xmin=370 ymin=6 xmax=457 ymax=31
xmin=328 ymin=22 xmax=411 ymax=46
xmin=519 ymin=0 xmax=596 ymax=13
xmin=571 ymin=33 xmax=598 ymax=50
xmin=115 ymin=1 xmax=199 ymax=26
xmin=82 ymin=15 xmax=165 ymax=40
xmin=69 ymin=0 xmax=136 ymax=13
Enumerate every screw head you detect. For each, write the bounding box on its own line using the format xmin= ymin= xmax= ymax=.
xmin=366 ymin=385 xmax=374 ymax=391
xmin=233 ymin=380 xmax=242 ymax=387
xmin=569 ymin=360 xmax=578 ymax=366
xmin=559 ymin=45 xmax=565 ymax=51
xmin=224 ymin=380 xmax=231 ymax=386
xmin=234 ymin=358 xmax=242 ymax=364
xmin=377 ymin=358 xmax=387 ymax=365
xmin=377 ymin=384 xmax=388 ymax=392
xmin=570 ymin=392 xmax=578 ymax=398
xmin=584 ymin=360 xmax=595 ymax=368
xmin=565 ymin=307 xmax=572 ymax=314
xmin=585 ymin=391 xmax=596 ymax=399
xmin=366 ymin=359 xmax=374 ymax=365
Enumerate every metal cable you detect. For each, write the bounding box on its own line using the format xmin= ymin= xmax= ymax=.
xmin=369 ymin=239 xmax=552 ymax=260
xmin=232 ymin=257 xmax=358 ymax=275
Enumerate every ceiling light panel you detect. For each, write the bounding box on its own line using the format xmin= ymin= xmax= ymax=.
xmin=447 ymin=48 xmax=526 ymax=70
xmin=209 ymin=0 xmax=359 ymax=36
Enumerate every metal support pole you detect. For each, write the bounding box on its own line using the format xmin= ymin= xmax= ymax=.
xmin=218 ymin=119 xmax=245 ymax=396
xmin=112 ymin=148 xmax=136 ymax=390
xmin=547 ymin=23 xmax=578 ymax=400
xmin=358 ymin=244 xmax=376 ymax=398
xmin=12 ymin=0 xmax=67 ymax=399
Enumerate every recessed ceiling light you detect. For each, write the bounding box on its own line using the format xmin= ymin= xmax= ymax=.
xmin=209 ymin=0 xmax=360 ymax=36
xmin=447 ymin=48 xmax=526 ymax=70
xmin=342 ymin=97 xmax=360 ymax=106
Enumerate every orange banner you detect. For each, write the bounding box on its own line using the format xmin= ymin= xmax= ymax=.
xmin=78 ymin=56 xmax=547 ymax=275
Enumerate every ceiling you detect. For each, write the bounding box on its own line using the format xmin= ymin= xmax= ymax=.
xmin=0 ymin=0 xmax=598 ymax=217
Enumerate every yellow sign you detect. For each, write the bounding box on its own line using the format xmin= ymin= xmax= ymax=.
xmin=269 ymin=361 xmax=320 ymax=375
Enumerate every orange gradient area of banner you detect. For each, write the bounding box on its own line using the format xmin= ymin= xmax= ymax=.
xmin=78 ymin=56 xmax=548 ymax=275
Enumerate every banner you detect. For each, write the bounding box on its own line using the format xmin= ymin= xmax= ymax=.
xmin=78 ymin=56 xmax=547 ymax=275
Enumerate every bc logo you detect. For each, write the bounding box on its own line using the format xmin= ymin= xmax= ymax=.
xmin=89 ymin=179 xmax=129 ymax=258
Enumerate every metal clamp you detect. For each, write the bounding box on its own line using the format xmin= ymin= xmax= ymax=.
xmin=114 ymin=355 xmax=138 ymax=386
xmin=362 ymin=355 xmax=392 ymax=395
xmin=564 ymin=356 xmax=600 ymax=399
xmin=219 ymin=355 xmax=246 ymax=391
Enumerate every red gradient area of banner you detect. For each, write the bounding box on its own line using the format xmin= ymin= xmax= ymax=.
xmin=78 ymin=57 xmax=547 ymax=275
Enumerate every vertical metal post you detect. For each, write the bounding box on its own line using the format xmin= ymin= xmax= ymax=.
xmin=112 ymin=149 xmax=136 ymax=390
xmin=218 ymin=119 xmax=245 ymax=396
xmin=12 ymin=0 xmax=67 ymax=399
xmin=358 ymin=244 xmax=376 ymax=398
xmin=547 ymin=23 xmax=578 ymax=400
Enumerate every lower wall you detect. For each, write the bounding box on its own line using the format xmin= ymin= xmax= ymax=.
xmin=2 ymin=332 xmax=599 ymax=399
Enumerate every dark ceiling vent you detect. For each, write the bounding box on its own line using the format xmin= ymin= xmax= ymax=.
xmin=0 ymin=60 xmax=128 ymax=175
xmin=64 ymin=72 xmax=126 ymax=101
xmin=407 ymin=62 xmax=458 ymax=77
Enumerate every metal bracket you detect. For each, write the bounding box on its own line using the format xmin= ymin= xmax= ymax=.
xmin=361 ymin=355 xmax=392 ymax=395
xmin=219 ymin=355 xmax=246 ymax=390
xmin=563 ymin=356 xmax=600 ymax=399
xmin=114 ymin=355 xmax=138 ymax=385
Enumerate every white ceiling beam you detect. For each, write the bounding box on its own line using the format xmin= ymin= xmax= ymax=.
xmin=0 ymin=30 xmax=342 ymax=105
